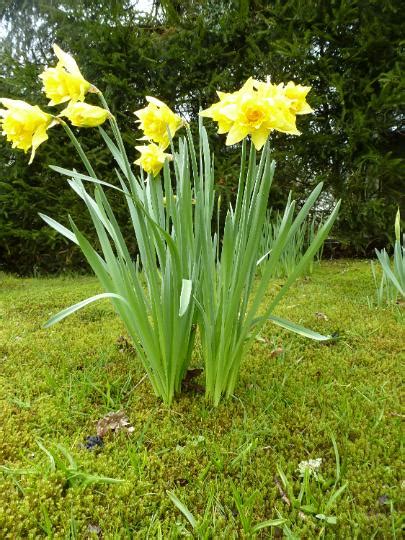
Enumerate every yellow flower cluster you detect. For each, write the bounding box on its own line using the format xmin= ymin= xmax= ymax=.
xmin=1 ymin=45 xmax=312 ymax=168
xmin=134 ymin=97 xmax=183 ymax=176
xmin=200 ymin=78 xmax=313 ymax=150
xmin=40 ymin=44 xmax=109 ymax=129
xmin=1 ymin=45 xmax=109 ymax=163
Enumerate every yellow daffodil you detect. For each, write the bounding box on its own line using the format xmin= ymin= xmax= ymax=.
xmin=135 ymin=143 xmax=172 ymax=177
xmin=200 ymin=77 xmax=313 ymax=150
xmin=0 ymin=98 xmax=54 ymax=163
xmin=224 ymin=79 xmax=298 ymax=149
xmin=134 ymin=97 xmax=183 ymax=149
xmin=39 ymin=44 xmax=92 ymax=106
xmin=60 ymin=102 xmax=110 ymax=127
xmin=199 ymin=91 xmax=237 ymax=134
xmin=283 ymin=81 xmax=314 ymax=115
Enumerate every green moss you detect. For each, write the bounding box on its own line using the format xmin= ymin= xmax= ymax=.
xmin=0 ymin=261 xmax=403 ymax=537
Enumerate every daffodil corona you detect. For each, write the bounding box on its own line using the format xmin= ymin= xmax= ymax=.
xmin=200 ymin=77 xmax=313 ymax=150
xmin=0 ymin=99 xmax=54 ymax=163
xmin=135 ymin=143 xmax=172 ymax=177
xmin=134 ymin=97 xmax=183 ymax=149
xmin=39 ymin=44 xmax=92 ymax=106
xmin=60 ymin=102 xmax=110 ymax=128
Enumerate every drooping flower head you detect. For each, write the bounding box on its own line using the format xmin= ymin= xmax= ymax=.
xmin=60 ymin=102 xmax=110 ymax=128
xmin=134 ymin=97 xmax=183 ymax=149
xmin=200 ymin=77 xmax=313 ymax=150
xmin=0 ymin=99 xmax=54 ymax=163
xmin=39 ymin=44 xmax=92 ymax=106
xmin=135 ymin=143 xmax=172 ymax=177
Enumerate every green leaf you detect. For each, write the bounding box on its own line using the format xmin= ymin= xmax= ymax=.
xmin=260 ymin=314 xmax=334 ymax=341
xmin=44 ymin=293 xmax=129 ymax=328
xmin=167 ymin=491 xmax=197 ymax=529
xmin=39 ymin=213 xmax=78 ymax=245
xmin=316 ymin=514 xmax=337 ymax=525
xmin=252 ymin=518 xmax=286 ymax=532
xmin=179 ymin=279 xmax=192 ymax=317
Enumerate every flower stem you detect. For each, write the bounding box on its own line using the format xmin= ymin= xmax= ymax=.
xmin=59 ymin=120 xmax=97 ymax=178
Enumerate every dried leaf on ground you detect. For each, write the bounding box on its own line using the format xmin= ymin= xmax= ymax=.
xmin=96 ymin=410 xmax=135 ymax=438
xmin=315 ymin=312 xmax=329 ymax=320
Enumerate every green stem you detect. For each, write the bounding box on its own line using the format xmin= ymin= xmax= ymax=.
xmin=59 ymin=120 xmax=97 ymax=178
xmin=97 ymin=93 xmax=135 ymax=190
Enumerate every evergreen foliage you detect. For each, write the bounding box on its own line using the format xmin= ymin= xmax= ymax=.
xmin=1 ymin=0 xmax=403 ymax=273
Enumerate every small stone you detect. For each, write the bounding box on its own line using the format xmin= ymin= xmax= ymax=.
xmin=87 ymin=523 xmax=102 ymax=535
xmin=84 ymin=435 xmax=104 ymax=450
xmin=377 ymin=494 xmax=389 ymax=505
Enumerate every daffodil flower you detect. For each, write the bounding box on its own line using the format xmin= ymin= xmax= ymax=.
xmin=283 ymin=81 xmax=314 ymax=115
xmin=59 ymin=102 xmax=110 ymax=128
xmin=135 ymin=142 xmax=172 ymax=177
xmin=0 ymin=98 xmax=55 ymax=163
xmin=39 ymin=44 xmax=93 ymax=106
xmin=200 ymin=77 xmax=313 ymax=150
xmin=134 ymin=97 xmax=183 ymax=149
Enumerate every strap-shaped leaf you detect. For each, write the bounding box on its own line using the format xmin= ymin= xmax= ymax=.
xmin=375 ymin=248 xmax=405 ymax=296
xmin=265 ymin=314 xmax=334 ymax=341
xmin=44 ymin=292 xmax=129 ymax=328
xmin=50 ymin=165 xmax=127 ymax=196
xmin=39 ymin=213 xmax=78 ymax=245
xmin=179 ymin=279 xmax=192 ymax=316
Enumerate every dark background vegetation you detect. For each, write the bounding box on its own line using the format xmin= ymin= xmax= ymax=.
xmin=0 ymin=0 xmax=404 ymax=274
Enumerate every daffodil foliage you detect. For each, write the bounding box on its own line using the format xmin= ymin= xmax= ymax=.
xmin=2 ymin=44 xmax=340 ymax=405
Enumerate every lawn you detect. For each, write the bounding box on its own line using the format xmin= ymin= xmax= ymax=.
xmin=0 ymin=260 xmax=403 ymax=538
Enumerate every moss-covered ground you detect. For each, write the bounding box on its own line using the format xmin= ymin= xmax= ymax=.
xmin=0 ymin=261 xmax=403 ymax=538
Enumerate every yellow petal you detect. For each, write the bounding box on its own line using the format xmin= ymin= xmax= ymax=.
xmin=53 ymin=44 xmax=81 ymax=76
xmin=225 ymin=123 xmax=249 ymax=146
xmin=250 ymin=128 xmax=270 ymax=150
xmin=29 ymin=125 xmax=49 ymax=164
xmin=199 ymin=105 xmax=216 ymax=118
xmin=295 ymin=103 xmax=314 ymax=115
xmin=145 ymin=96 xmax=167 ymax=108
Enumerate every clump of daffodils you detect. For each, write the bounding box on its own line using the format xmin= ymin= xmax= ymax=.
xmin=200 ymin=77 xmax=313 ymax=150
xmin=0 ymin=44 xmax=110 ymax=163
xmin=134 ymin=97 xmax=184 ymax=177
xmin=297 ymin=457 xmax=323 ymax=479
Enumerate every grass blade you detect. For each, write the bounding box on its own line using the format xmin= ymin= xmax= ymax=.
xmin=167 ymin=491 xmax=197 ymax=529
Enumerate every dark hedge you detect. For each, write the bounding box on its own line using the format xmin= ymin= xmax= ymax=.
xmin=0 ymin=0 xmax=403 ymax=274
